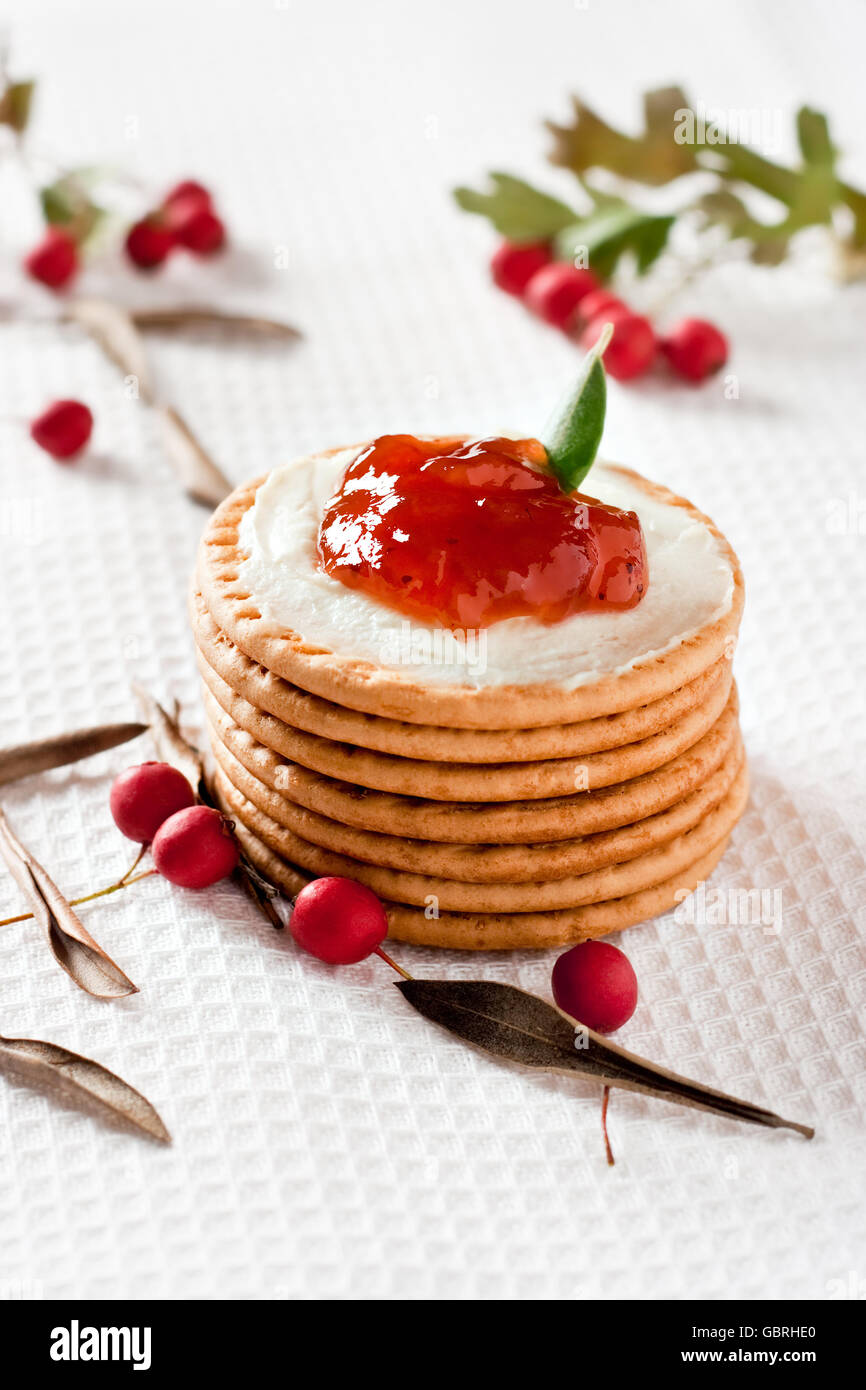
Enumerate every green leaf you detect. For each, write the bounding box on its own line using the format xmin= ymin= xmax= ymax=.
xmin=541 ymin=323 xmax=612 ymax=494
xmin=40 ymin=182 xmax=78 ymax=226
xmin=695 ymin=104 xmax=841 ymax=251
xmin=699 ymin=106 xmax=839 ymax=263
xmin=693 ymin=189 xmax=788 ymax=262
xmin=453 ymin=171 xmax=578 ymax=242
xmin=789 ymin=106 xmax=838 ymax=227
xmin=797 ymin=106 xmax=835 ymax=167
xmin=694 ymin=188 xmax=753 ymax=233
xmin=546 ymin=87 xmax=866 ymax=277
xmin=39 ymin=173 xmax=106 ymax=245
xmin=463 ymin=87 xmax=866 ymax=284
xmin=554 ymin=204 xmax=675 ymax=279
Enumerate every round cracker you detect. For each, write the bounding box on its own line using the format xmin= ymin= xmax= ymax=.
xmin=195 ymin=452 xmax=744 ymax=729
xmin=215 ymin=760 xmax=748 ymax=912
xmin=203 ymin=690 xmax=740 ymax=843
xmin=209 ymin=713 xmax=745 ymax=882
xmin=191 ymin=588 xmax=730 ymax=764
xmin=198 ymin=658 xmax=734 ymax=801
xmin=228 ymin=814 xmax=732 ymax=950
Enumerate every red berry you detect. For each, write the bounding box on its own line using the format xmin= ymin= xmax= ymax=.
xmin=163 ymin=180 xmax=212 ymax=212
xmin=290 ymin=876 xmax=388 ymax=964
xmin=552 ymin=940 xmax=638 ymax=1035
xmin=24 ymin=227 xmax=79 ymax=291
xmin=125 ymin=216 xmax=175 ymax=270
xmin=109 ymin=762 xmax=197 ymax=843
xmin=576 ymin=288 xmax=627 ymax=324
xmin=524 ymin=263 xmax=600 ymax=330
xmin=29 ymin=399 xmax=93 ymax=461
xmin=151 ymin=805 xmax=239 ymax=888
xmin=661 ymin=318 xmax=728 ymax=383
xmin=582 ymin=311 xmax=656 ymax=381
xmin=490 ymin=240 xmax=552 ymax=296
xmin=169 ymin=204 xmax=226 ymax=255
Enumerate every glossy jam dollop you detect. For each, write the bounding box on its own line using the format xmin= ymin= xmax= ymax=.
xmin=317 ymin=435 xmax=648 ymax=630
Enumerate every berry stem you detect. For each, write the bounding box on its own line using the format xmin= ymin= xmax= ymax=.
xmin=71 ymin=867 xmax=157 ymax=908
xmin=375 ymin=945 xmax=413 ymax=980
xmin=118 ymin=842 xmax=148 ymax=884
xmin=601 ymin=1085 xmax=615 ymax=1166
xmin=644 ymin=241 xmax=743 ymax=317
xmin=0 ymin=860 xmax=156 ymax=927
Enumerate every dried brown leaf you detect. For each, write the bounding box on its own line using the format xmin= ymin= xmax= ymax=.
xmin=0 ymin=80 xmax=35 ymax=134
xmin=232 ymin=849 xmax=284 ymax=929
xmin=66 ymin=297 xmax=232 ymax=507
xmin=157 ymin=404 xmax=232 ymax=507
xmin=64 ymin=298 xmax=156 ymax=401
xmin=132 ymin=683 xmax=207 ymax=798
xmin=0 ymin=721 xmax=147 ymax=788
xmin=398 ymin=980 xmax=814 ymax=1140
xmin=0 ymin=1034 xmax=170 ymax=1143
xmin=0 ymin=809 xmax=138 ymax=999
xmin=546 ymin=86 xmax=695 ymax=186
xmin=131 ymin=306 xmax=301 ymax=340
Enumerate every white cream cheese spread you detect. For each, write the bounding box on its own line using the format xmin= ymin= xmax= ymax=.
xmin=236 ymin=447 xmax=735 ymax=689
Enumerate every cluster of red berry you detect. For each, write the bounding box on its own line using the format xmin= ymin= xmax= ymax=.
xmin=109 ymin=761 xmax=639 ymax=1032
xmin=491 ymin=241 xmax=728 ymax=385
xmin=23 ymin=179 xmax=226 ymax=292
xmin=22 ymin=183 xmax=227 ymax=460
xmin=110 ymin=762 xmax=239 ymax=887
xmin=109 ymin=762 xmax=392 ymax=956
xmin=125 ymin=179 xmax=225 ymax=270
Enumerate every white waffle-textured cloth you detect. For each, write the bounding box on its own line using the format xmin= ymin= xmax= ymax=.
xmin=0 ymin=0 xmax=864 ymax=1300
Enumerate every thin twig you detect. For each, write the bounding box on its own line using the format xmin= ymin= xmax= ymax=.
xmin=601 ymin=1085 xmax=615 ymax=1166
xmin=375 ymin=945 xmax=413 ymax=980
xmin=0 ymin=865 xmax=156 ymax=928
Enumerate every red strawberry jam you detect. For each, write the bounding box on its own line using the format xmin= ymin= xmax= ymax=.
xmin=317 ymin=435 xmax=647 ymax=630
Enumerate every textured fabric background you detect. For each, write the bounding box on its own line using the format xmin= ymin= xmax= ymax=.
xmin=0 ymin=0 xmax=864 ymax=1301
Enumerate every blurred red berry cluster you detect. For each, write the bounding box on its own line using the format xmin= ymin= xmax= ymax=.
xmin=125 ymin=180 xmax=226 ymax=270
xmin=490 ymin=240 xmax=728 ymax=385
xmin=24 ymin=179 xmax=226 ymax=292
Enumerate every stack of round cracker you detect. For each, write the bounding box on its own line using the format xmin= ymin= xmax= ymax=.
xmin=192 ymin=460 xmax=747 ymax=951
